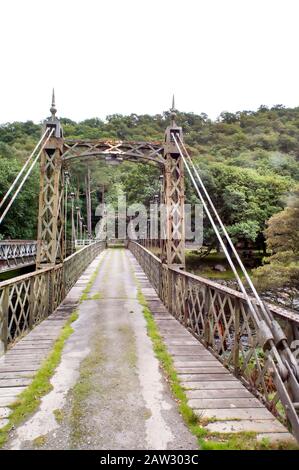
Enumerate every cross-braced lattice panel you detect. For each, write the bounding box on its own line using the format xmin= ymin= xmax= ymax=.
xmin=161 ymin=154 xmax=185 ymax=267
xmin=37 ymin=147 xmax=64 ymax=266
xmin=150 ymin=256 xmax=161 ymax=294
xmin=64 ymin=241 xmax=106 ymax=295
xmin=160 ymin=264 xmax=169 ymax=307
xmin=185 ymin=279 xmax=207 ymax=339
xmin=7 ymin=279 xmax=31 ymax=343
xmin=234 ymin=300 xmax=285 ymax=418
xmin=51 ymin=267 xmax=64 ymax=311
xmin=172 ymin=271 xmax=186 ymax=323
xmin=207 ymin=289 xmax=237 ymax=362
xmin=0 ymin=288 xmax=6 ymax=349
xmin=31 ymin=272 xmax=49 ymax=325
xmin=39 ymin=153 xmax=56 ymax=262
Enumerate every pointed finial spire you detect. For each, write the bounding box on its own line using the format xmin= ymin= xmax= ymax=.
xmin=50 ymin=88 xmax=57 ymax=120
xmin=170 ymin=94 xmax=176 ymax=125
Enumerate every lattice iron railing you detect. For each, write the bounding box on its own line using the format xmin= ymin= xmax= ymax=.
xmin=0 ymin=241 xmax=105 ymax=354
xmin=129 ymin=240 xmax=299 ymax=440
xmin=0 ymin=240 xmax=37 ymax=271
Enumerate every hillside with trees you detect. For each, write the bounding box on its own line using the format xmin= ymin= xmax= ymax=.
xmin=0 ymin=105 xmax=298 ymax=297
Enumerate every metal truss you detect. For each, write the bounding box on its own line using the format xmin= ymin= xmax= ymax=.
xmin=36 ymin=137 xmax=65 ymax=268
xmin=0 ymin=241 xmax=37 ymax=272
xmin=62 ymin=139 xmax=164 ymax=166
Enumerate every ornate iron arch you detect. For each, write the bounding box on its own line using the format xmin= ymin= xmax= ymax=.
xmin=62 ymin=139 xmax=165 ymax=167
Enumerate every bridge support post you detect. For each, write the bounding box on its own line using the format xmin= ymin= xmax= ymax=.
xmin=161 ymin=103 xmax=185 ymax=268
xmin=0 ymin=286 xmax=9 ymax=355
xmin=161 ymin=101 xmax=185 ymax=310
xmin=36 ymin=92 xmax=65 ymax=268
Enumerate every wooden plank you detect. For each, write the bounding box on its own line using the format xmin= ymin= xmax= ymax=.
xmin=178 ymin=373 xmax=237 ymax=382
xmin=174 ymin=351 xmax=216 ymax=367
xmin=174 ymin=361 xmax=221 ymax=367
xmin=186 ymin=389 xmax=251 ymax=399
xmin=188 ymin=397 xmax=263 ymax=409
xmin=0 ymin=418 xmax=9 ymax=427
xmin=0 ymin=407 xmax=10 ymax=418
xmin=168 ymin=347 xmax=210 ymax=354
xmin=0 ymin=378 xmax=31 ymax=387
xmin=176 ymin=367 xmax=229 ymax=374
xmin=206 ymin=419 xmax=287 ymax=434
xmin=194 ymin=408 xmax=276 ymax=420
xmin=165 ymin=339 xmax=201 ymax=346
xmin=0 ymin=365 xmax=39 ymax=372
xmin=9 ymin=346 xmax=50 ymax=351
xmin=0 ymin=397 xmax=18 ymax=406
xmin=0 ymin=371 xmax=34 ymax=379
xmin=0 ymin=386 xmax=25 ymax=396
xmin=4 ymin=354 xmax=47 ymax=360
xmin=181 ymin=381 xmax=246 ymax=390
xmin=256 ymin=432 xmax=296 ymax=444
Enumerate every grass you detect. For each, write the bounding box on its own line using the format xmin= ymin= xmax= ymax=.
xmin=0 ymin=311 xmax=78 ymax=448
xmin=136 ymin=288 xmax=298 ymax=450
xmin=33 ymin=435 xmax=47 ymax=447
xmin=185 ymin=249 xmax=255 ymax=281
xmin=80 ymin=252 xmax=106 ymax=301
xmin=70 ymin=335 xmax=105 ymax=446
xmin=91 ymin=292 xmax=102 ymax=300
xmin=53 ymin=408 xmax=64 ymax=424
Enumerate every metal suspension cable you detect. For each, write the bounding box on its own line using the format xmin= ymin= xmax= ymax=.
xmin=0 ymin=128 xmax=50 ymax=210
xmin=173 ymin=133 xmax=299 ymax=379
xmin=172 ymin=133 xmax=262 ymax=324
xmin=67 ymin=177 xmax=90 ymax=241
xmin=64 ymin=172 xmax=69 ymax=252
xmin=70 ymin=178 xmax=94 ymax=239
xmin=176 ymin=135 xmax=275 ymax=325
xmin=0 ymin=128 xmax=54 ymax=225
xmin=177 ymin=135 xmax=299 ymax=370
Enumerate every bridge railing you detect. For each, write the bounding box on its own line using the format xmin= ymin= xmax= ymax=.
xmin=75 ymin=239 xmax=97 ymax=247
xmin=129 ymin=240 xmax=299 ymax=431
xmin=0 ymin=240 xmax=37 ymax=271
xmin=0 ymin=240 xmax=106 ymax=355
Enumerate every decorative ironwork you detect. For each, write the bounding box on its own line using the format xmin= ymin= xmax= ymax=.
xmin=161 ymin=104 xmax=185 ymax=268
xmin=129 ymin=240 xmax=299 ymax=441
xmin=0 ymin=240 xmax=37 ymax=272
xmin=0 ymin=241 xmax=105 ymax=353
xmin=62 ymin=140 xmax=164 ymax=166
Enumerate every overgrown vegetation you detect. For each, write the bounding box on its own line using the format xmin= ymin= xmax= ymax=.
xmin=253 ymin=184 xmax=299 ymax=290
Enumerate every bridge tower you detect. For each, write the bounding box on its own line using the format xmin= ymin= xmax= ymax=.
xmin=161 ymin=97 xmax=185 ymax=268
xmin=36 ymin=91 xmax=65 ymax=268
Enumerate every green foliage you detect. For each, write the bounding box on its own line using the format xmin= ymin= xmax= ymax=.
xmin=0 ymin=154 xmax=39 ymax=239
xmin=0 ymin=105 xmax=298 ymax=252
xmin=253 ymin=186 xmax=299 ymax=289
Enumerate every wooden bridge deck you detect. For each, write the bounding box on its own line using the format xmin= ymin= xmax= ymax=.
xmin=130 ymin=253 xmax=295 ymax=443
xmin=0 ymin=249 xmax=296 ymax=445
xmin=0 ymin=256 xmax=100 ymax=427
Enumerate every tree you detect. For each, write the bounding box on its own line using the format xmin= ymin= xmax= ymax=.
xmin=253 ymin=186 xmax=299 ymax=289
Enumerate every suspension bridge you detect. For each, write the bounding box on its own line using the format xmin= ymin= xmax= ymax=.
xmin=0 ymin=94 xmax=298 ymax=449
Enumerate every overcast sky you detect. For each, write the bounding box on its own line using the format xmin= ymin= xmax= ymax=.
xmin=1 ymin=0 xmax=298 ymax=123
